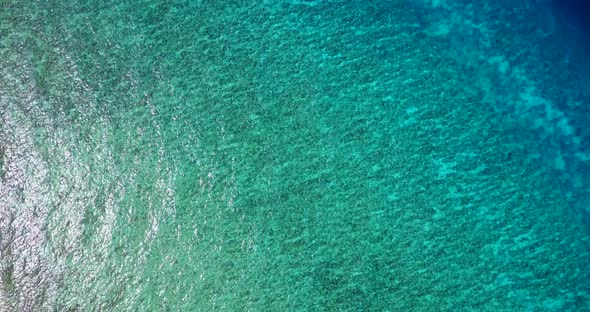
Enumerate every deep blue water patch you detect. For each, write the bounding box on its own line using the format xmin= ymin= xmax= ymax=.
xmin=552 ymin=0 xmax=590 ymax=37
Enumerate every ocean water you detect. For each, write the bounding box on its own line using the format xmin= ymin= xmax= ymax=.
xmin=1 ymin=0 xmax=590 ymax=310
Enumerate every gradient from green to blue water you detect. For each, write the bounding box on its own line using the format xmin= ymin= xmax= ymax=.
xmin=1 ymin=0 xmax=590 ymax=310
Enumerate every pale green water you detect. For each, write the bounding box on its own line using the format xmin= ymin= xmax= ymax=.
xmin=1 ymin=0 xmax=590 ymax=311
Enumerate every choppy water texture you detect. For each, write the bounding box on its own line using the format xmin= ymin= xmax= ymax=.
xmin=1 ymin=0 xmax=590 ymax=310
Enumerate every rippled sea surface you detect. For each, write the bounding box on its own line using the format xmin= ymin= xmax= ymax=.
xmin=1 ymin=0 xmax=590 ymax=310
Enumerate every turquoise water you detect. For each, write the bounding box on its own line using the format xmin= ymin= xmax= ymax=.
xmin=1 ymin=0 xmax=590 ymax=310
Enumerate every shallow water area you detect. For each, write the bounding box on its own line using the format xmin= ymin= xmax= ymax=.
xmin=1 ymin=0 xmax=590 ymax=310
